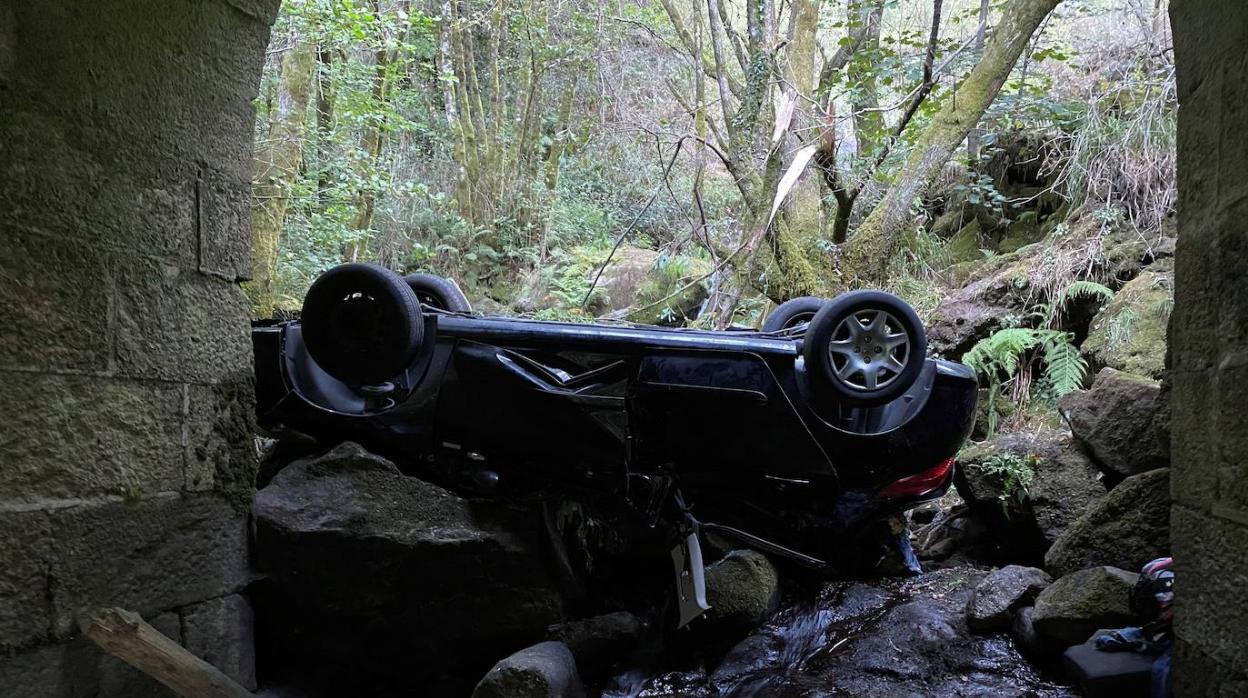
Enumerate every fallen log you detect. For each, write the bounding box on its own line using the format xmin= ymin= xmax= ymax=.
xmin=80 ymin=607 xmax=252 ymax=698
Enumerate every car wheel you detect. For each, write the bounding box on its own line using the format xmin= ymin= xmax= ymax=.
xmin=404 ymin=272 xmax=472 ymax=313
xmin=762 ymin=296 xmax=826 ymax=332
xmin=803 ymin=289 xmax=927 ymax=406
xmin=302 ymin=263 xmax=423 ymax=385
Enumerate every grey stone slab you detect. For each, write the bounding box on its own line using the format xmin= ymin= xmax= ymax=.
xmin=197 ymin=168 xmax=253 ymax=282
xmin=46 ymin=494 xmax=250 ymax=638
xmin=0 ymin=372 xmax=185 ymax=503
xmin=112 ymin=255 xmax=251 ymax=384
xmin=182 ymin=593 xmax=256 ymax=690
xmin=0 ymin=228 xmax=112 ymax=373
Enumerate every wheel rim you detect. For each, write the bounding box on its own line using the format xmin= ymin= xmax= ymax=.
xmin=826 ymin=308 xmax=911 ymax=391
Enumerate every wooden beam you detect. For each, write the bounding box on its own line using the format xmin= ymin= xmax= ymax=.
xmin=80 ymin=608 xmax=252 ymax=698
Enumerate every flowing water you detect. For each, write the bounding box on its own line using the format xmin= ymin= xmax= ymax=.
xmin=603 ymin=568 xmax=1074 ymax=698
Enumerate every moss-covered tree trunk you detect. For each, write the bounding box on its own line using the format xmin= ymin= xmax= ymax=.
xmin=246 ymin=39 xmax=316 ymax=318
xmin=841 ymin=0 xmax=1062 ymax=287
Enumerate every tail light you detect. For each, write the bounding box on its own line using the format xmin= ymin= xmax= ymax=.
xmin=879 ymin=457 xmax=955 ymax=499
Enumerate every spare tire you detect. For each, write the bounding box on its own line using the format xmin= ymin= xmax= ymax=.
xmin=404 ymin=272 xmax=472 ymax=313
xmin=803 ymin=290 xmax=927 ymax=406
xmin=762 ymin=296 xmax=826 ymax=332
xmin=301 ymin=264 xmax=423 ymax=385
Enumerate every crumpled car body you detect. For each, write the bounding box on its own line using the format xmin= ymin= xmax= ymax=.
xmin=252 ymin=310 xmax=976 ymax=565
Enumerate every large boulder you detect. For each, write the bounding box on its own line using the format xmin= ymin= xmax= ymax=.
xmin=966 ymin=565 xmax=1053 ymax=632
xmin=930 ymin=214 xmax=1166 ymax=359
xmin=472 ymin=641 xmax=587 ymax=698
xmin=1043 ymin=469 xmax=1171 ymax=578
xmin=593 ymin=246 xmax=660 ymax=312
xmin=1081 ymin=258 xmax=1173 ymax=380
xmin=954 ymin=430 xmax=1106 ymax=564
xmin=1059 ymin=368 xmax=1169 ymax=478
xmin=1032 ymin=566 xmax=1140 ymax=646
xmin=253 ymin=442 xmax=567 ymax=693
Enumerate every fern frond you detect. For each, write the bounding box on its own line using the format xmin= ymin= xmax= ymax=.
xmin=1041 ymin=333 xmax=1087 ymax=396
xmin=963 ymin=328 xmax=1043 ymax=378
xmin=1047 ymin=280 xmax=1115 ymax=324
xmin=1061 ymin=280 xmax=1116 ymax=304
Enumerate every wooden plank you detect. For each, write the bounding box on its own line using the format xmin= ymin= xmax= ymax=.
xmin=80 ymin=607 xmax=253 ymax=698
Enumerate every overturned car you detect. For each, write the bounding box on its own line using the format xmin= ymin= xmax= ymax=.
xmin=252 ymin=264 xmax=976 ymax=625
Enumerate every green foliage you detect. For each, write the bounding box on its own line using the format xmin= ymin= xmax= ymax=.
xmin=964 ymin=326 xmax=1087 ymax=435
xmin=972 ymin=451 xmax=1039 ymax=511
xmin=1107 ymin=307 xmax=1137 ymax=350
xmin=1056 ymin=280 xmax=1115 ymax=307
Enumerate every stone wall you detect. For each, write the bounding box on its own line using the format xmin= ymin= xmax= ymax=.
xmin=0 ymin=1 xmax=277 ymax=695
xmin=1170 ymin=3 xmax=1248 ymax=695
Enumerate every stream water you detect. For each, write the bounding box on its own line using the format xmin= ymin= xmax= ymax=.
xmin=602 ymin=568 xmax=1074 ymax=698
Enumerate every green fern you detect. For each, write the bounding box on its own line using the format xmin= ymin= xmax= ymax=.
xmin=1046 ymin=280 xmax=1114 ymax=324
xmin=1061 ymin=279 xmax=1114 ymax=303
xmin=1040 ymin=334 xmax=1087 ymax=395
xmin=964 ymin=327 xmax=1087 ymax=436
xmin=963 ymin=328 xmax=1043 ymax=378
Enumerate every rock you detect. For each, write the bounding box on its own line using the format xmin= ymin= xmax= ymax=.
xmin=954 ymin=430 xmax=1105 ymax=564
xmin=1010 ymin=606 xmax=1062 ymax=661
xmin=913 ymin=492 xmax=997 ymax=565
xmin=929 ymin=214 xmax=1164 ymax=359
xmin=253 ymin=442 xmax=566 ymax=692
xmin=1082 ymin=258 xmax=1173 ymax=380
xmin=181 ymin=593 xmax=256 ymax=690
xmin=1062 ymin=634 xmax=1156 ymax=698
xmin=966 ymin=565 xmax=1053 ymax=632
xmin=1043 ymin=469 xmax=1171 ymax=578
xmin=547 ymin=611 xmax=646 ymax=679
xmin=703 ymin=550 xmax=780 ymax=635
xmin=705 ymin=568 xmax=1074 ymax=697
xmin=1060 ymin=368 xmax=1169 ymax=478
xmin=593 ymin=247 xmax=660 ymax=312
xmin=472 ymin=641 xmax=586 ymax=698
xmin=1032 ymin=567 xmax=1140 ymax=646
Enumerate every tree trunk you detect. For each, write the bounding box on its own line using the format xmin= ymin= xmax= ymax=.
xmin=245 ymin=38 xmax=316 ymax=318
xmin=848 ymin=0 xmax=884 ymax=156
xmin=966 ymin=0 xmax=990 ymax=160
xmin=841 ymin=0 xmax=1063 ymax=287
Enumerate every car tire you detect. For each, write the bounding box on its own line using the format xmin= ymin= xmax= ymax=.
xmin=404 ymin=272 xmax=472 ymax=313
xmin=762 ymin=296 xmax=826 ymax=332
xmin=803 ymin=289 xmax=927 ymax=406
xmin=302 ymin=263 xmax=424 ymax=385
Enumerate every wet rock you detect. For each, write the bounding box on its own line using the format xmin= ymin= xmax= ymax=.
xmin=955 ymin=430 xmax=1105 ymax=564
xmin=703 ymin=549 xmax=780 ymax=635
xmin=967 ymin=565 xmax=1053 ymax=632
xmin=1011 ymin=605 xmax=1063 ymax=661
xmin=546 ymin=611 xmax=646 ymax=679
xmin=253 ymin=442 xmax=566 ymax=692
xmin=1044 ymin=469 xmax=1171 ymax=578
xmin=472 ymin=641 xmax=586 ymax=698
xmin=913 ymin=493 xmax=996 ymax=565
xmin=1060 ymin=368 xmax=1169 ymax=478
xmin=707 ymin=568 xmax=1073 ymax=697
xmin=1082 ymin=258 xmax=1172 ymax=380
xmin=1032 ymin=567 xmax=1139 ymax=646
